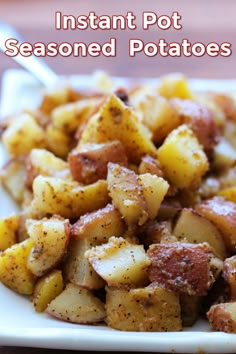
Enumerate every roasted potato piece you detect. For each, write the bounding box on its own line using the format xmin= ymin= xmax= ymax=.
xmin=173 ymin=208 xmax=227 ymax=259
xmin=157 ymin=124 xmax=209 ymax=189
xmin=107 ymin=163 xmax=148 ymax=226
xmin=195 ymin=197 xmax=236 ymax=252
xmin=32 ymin=269 xmax=64 ymax=312
xmin=0 ymin=158 xmax=26 ymax=203
xmin=45 ymin=124 xmax=72 ymax=159
xmin=218 ymin=187 xmax=236 ymax=203
xmin=137 ymin=173 xmax=169 ymax=220
xmin=138 ymin=155 xmax=164 ymax=177
xmin=71 ymin=203 xmax=125 ymax=243
xmin=2 ymin=112 xmax=46 ymax=156
xmin=31 ymin=176 xmax=109 ymax=219
xmin=26 ymin=148 xmax=69 ymax=188
xmin=158 ymin=73 xmax=192 ymax=99
xmin=0 ymin=239 xmax=35 ymax=295
xmin=130 ymin=88 xmax=181 ymax=144
xmin=223 ymin=256 xmax=236 ymax=299
xmin=27 ymin=216 xmax=70 ymax=277
xmin=46 ymin=283 xmax=105 ymax=324
xmin=207 ymin=302 xmax=236 ymax=333
xmin=79 ymin=94 xmax=158 ymax=163
xmin=0 ymin=214 xmax=19 ymax=250
xmin=213 ymin=138 xmax=236 ymax=171
xmin=69 ymin=141 xmax=128 ymax=184
xmin=138 ymin=220 xmax=175 ymax=247
xmin=148 ymin=242 xmax=221 ymax=296
xmin=106 ymin=286 xmax=182 ymax=331
xmin=86 ymin=236 xmax=150 ymax=288
xmin=180 ymin=294 xmax=202 ymax=327
xmin=63 ymin=237 xmax=105 ymax=289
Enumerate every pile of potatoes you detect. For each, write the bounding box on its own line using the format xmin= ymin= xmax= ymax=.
xmin=1 ymin=72 xmax=236 ymax=332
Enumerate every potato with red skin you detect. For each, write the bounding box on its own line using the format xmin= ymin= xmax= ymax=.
xmin=171 ymin=98 xmax=219 ymax=155
xmin=68 ymin=141 xmax=128 ymax=184
xmin=223 ymin=256 xmax=236 ymax=299
xmin=195 ymin=196 xmax=236 ymax=252
xmin=207 ymin=302 xmax=236 ymax=333
xmin=147 ymin=242 xmax=219 ymax=296
xmin=210 ymin=93 xmax=236 ymax=121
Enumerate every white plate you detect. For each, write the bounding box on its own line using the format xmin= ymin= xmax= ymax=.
xmin=1 ymin=69 xmax=236 ymax=353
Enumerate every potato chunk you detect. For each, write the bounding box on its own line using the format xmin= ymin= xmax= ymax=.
xmin=31 ymin=176 xmax=109 ymax=219
xmin=173 ymin=208 xmax=226 ymax=259
xmin=69 ymin=141 xmax=128 ymax=184
xmin=195 ymin=197 xmax=236 ymax=252
xmin=148 ymin=242 xmax=220 ymax=296
xmin=157 ymin=124 xmax=209 ymax=189
xmin=106 ymin=286 xmax=181 ymax=331
xmin=223 ymin=256 xmax=236 ymax=299
xmin=27 ymin=216 xmax=70 ymax=277
xmin=33 ymin=269 xmax=64 ymax=312
xmin=207 ymin=302 xmax=236 ymax=333
xmin=79 ymin=94 xmax=157 ymax=163
xmin=46 ymin=283 xmax=105 ymax=324
xmin=0 ymin=239 xmax=35 ymax=295
xmin=0 ymin=214 xmax=19 ymax=250
xmin=86 ymin=236 xmax=150 ymax=287
xmin=107 ymin=163 xmax=148 ymax=226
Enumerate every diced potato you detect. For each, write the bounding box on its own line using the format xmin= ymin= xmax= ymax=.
xmin=27 ymin=216 xmax=70 ymax=277
xmin=195 ymin=197 xmax=236 ymax=252
xmin=148 ymin=242 xmax=219 ymax=296
xmin=0 ymin=239 xmax=35 ymax=295
xmin=0 ymin=214 xmax=19 ymax=250
xmin=107 ymin=163 xmax=148 ymax=226
xmin=173 ymin=208 xmax=227 ymax=259
xmin=71 ymin=203 xmax=125 ymax=243
xmin=218 ymin=187 xmax=236 ymax=203
xmin=223 ymin=256 xmax=236 ymax=299
xmin=213 ymin=138 xmax=236 ymax=171
xmin=2 ymin=112 xmax=46 ymax=156
xmin=33 ymin=269 xmax=64 ymax=312
xmin=46 ymin=283 xmax=105 ymax=324
xmin=31 ymin=176 xmax=109 ymax=219
xmin=137 ymin=174 xmax=169 ymax=219
xmin=63 ymin=237 xmax=105 ymax=289
xmin=130 ymin=88 xmax=181 ymax=144
xmin=180 ymin=294 xmax=202 ymax=327
xmin=51 ymin=97 xmax=102 ymax=134
xmin=85 ymin=236 xmax=150 ymax=287
xmin=170 ymin=98 xmax=218 ymax=154
xmin=79 ymin=94 xmax=158 ymax=163
xmin=207 ymin=302 xmax=236 ymax=333
xmin=210 ymin=92 xmax=236 ymax=121
xmin=105 ymin=286 xmax=182 ymax=331
xmin=138 ymin=220 xmax=175 ymax=248
xmin=69 ymin=141 xmax=128 ymax=184
xmin=158 ymin=73 xmax=192 ymax=99
xmin=26 ymin=149 xmax=68 ymax=188
xmin=138 ymin=155 xmax=164 ymax=177
xmin=0 ymin=158 xmax=26 ymax=203
xmin=45 ymin=124 xmax=72 ymax=159
xmin=39 ymin=86 xmax=79 ymax=114
xmin=157 ymin=124 xmax=209 ymax=189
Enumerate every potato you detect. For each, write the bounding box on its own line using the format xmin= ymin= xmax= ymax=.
xmin=26 ymin=148 xmax=68 ymax=188
xmin=218 ymin=187 xmax=236 ymax=203
xmin=86 ymin=236 xmax=150 ymax=288
xmin=170 ymin=98 xmax=218 ymax=154
xmin=69 ymin=141 xmax=128 ymax=184
xmin=173 ymin=208 xmax=227 ymax=259
xmin=71 ymin=203 xmax=125 ymax=243
xmin=0 ymin=214 xmax=19 ymax=250
xmin=213 ymin=138 xmax=236 ymax=171
xmin=148 ymin=242 xmax=220 ymax=296
xmin=157 ymin=124 xmax=209 ymax=189
xmin=51 ymin=97 xmax=102 ymax=134
xmin=0 ymin=239 xmax=35 ymax=295
xmin=137 ymin=174 xmax=169 ymax=220
xmin=158 ymin=73 xmax=192 ymax=99
xmin=138 ymin=220 xmax=175 ymax=248
xmin=130 ymin=88 xmax=180 ymax=144
xmin=45 ymin=124 xmax=72 ymax=159
xmin=180 ymin=294 xmax=202 ymax=327
xmin=207 ymin=302 xmax=236 ymax=333
xmin=2 ymin=112 xmax=46 ymax=156
xmin=27 ymin=216 xmax=70 ymax=277
xmin=32 ymin=269 xmax=64 ymax=312
xmin=107 ymin=163 xmax=148 ymax=226
xmin=195 ymin=197 xmax=236 ymax=252
xmin=105 ymin=286 xmax=182 ymax=331
xmin=79 ymin=94 xmax=158 ymax=163
xmin=31 ymin=176 xmax=109 ymax=219
xmin=63 ymin=237 xmax=105 ymax=289
xmin=39 ymin=86 xmax=80 ymax=114
xmin=138 ymin=155 xmax=164 ymax=177
xmin=223 ymin=256 xmax=236 ymax=299
xmin=0 ymin=158 xmax=26 ymax=203
xmin=46 ymin=283 xmax=105 ymax=324
xmin=210 ymin=92 xmax=236 ymax=121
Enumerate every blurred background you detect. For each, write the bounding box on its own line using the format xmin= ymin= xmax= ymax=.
xmin=1 ymin=0 xmax=236 ymax=81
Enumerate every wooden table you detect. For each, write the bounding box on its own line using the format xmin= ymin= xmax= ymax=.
xmin=0 ymin=1 xmax=236 ymax=353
